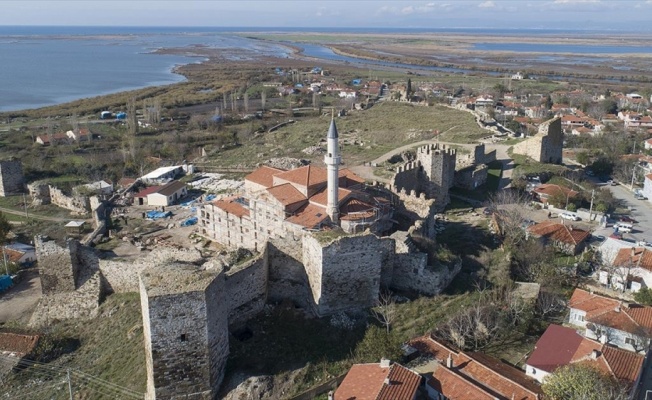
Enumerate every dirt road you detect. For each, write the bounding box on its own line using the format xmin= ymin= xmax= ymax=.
xmin=0 ymin=269 xmax=41 ymax=325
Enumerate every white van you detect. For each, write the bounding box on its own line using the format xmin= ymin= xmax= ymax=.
xmin=615 ymin=222 xmax=633 ymax=233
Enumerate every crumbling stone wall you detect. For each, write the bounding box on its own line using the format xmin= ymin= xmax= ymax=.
xmin=267 ymin=237 xmax=312 ymax=309
xmin=391 ymin=256 xmax=461 ymax=295
xmin=454 ymin=164 xmax=488 ymax=190
xmin=512 ymin=117 xmax=562 ymax=164
xmin=225 ymin=249 xmax=268 ymax=327
xmin=35 ymin=237 xmax=83 ymax=295
xmin=0 ymin=159 xmax=24 ymax=196
xmin=140 ymin=264 xmax=228 ymax=400
xmin=303 ymin=234 xmax=382 ymax=316
xmin=99 ymin=248 xmax=204 ymax=293
xmin=28 ymin=182 xmax=89 ymax=213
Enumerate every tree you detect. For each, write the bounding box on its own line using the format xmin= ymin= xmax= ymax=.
xmin=371 ymin=291 xmax=397 ymax=334
xmin=634 ymin=288 xmax=652 ymax=305
xmin=0 ymin=212 xmax=11 ymax=245
xmin=542 ymin=364 xmax=628 ymax=400
xmin=544 ymin=94 xmax=553 ymax=110
xmin=406 ymin=78 xmax=412 ymax=100
xmin=261 ymin=90 xmax=267 ymax=113
xmin=353 ymin=326 xmax=402 ymax=363
xmin=576 ymin=151 xmax=591 ymax=166
xmin=536 ymin=290 xmax=566 ymax=318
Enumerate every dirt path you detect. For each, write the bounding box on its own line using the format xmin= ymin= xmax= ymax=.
xmin=0 ymin=269 xmax=41 ymax=325
xmin=0 ymin=206 xmax=69 ymax=222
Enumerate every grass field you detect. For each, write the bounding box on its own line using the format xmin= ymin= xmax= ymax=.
xmin=209 ymin=102 xmax=490 ymax=167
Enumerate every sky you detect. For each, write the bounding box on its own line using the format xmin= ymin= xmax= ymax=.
xmin=0 ymin=0 xmax=651 ymax=30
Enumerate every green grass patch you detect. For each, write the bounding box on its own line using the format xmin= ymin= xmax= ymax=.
xmin=1 ymin=293 xmax=146 ymax=399
xmin=509 ymin=148 xmax=568 ymax=177
xmin=486 ymin=160 xmax=503 ymax=191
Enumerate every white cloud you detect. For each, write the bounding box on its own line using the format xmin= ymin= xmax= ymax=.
xmin=401 ymin=5 xmax=415 ymax=14
xmin=478 ymin=1 xmax=496 ymax=8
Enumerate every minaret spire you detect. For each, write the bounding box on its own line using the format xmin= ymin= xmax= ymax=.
xmin=325 ymin=115 xmax=340 ymax=223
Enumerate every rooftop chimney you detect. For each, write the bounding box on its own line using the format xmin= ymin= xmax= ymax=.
xmin=383 ymin=378 xmax=391 ymax=386
xmin=446 ymin=353 xmax=454 ymax=369
xmin=380 ymin=358 xmax=391 ymax=368
xmin=591 ymin=349 xmax=601 ymax=360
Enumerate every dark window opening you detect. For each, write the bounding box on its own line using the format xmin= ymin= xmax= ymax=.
xmin=180 ymin=334 xmax=187 ymax=342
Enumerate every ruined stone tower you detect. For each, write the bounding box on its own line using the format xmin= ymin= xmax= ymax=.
xmin=512 ymin=117 xmax=562 ymax=164
xmin=415 ymin=143 xmax=456 ymax=206
xmin=324 ymin=117 xmax=341 ymax=223
xmin=140 ymin=263 xmax=228 ymax=400
xmin=0 ymin=159 xmax=24 ymax=196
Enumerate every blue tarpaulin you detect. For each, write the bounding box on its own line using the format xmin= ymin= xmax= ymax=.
xmin=205 ymin=194 xmax=216 ymax=201
xmin=181 ymin=217 xmax=198 ymax=227
xmin=0 ymin=275 xmax=12 ymax=292
xmin=146 ymin=210 xmax=172 ymax=220
xmin=181 ymin=200 xmax=195 ymax=208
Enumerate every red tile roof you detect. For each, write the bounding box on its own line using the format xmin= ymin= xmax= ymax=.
xmin=428 ymin=367 xmax=496 ymax=400
xmin=334 ymin=362 xmax=421 ymax=400
xmin=527 ymin=220 xmax=590 ymax=246
xmin=0 ymin=333 xmax=40 ymax=356
xmin=274 ymin=165 xmax=328 ymax=189
xmin=533 ymin=184 xmax=578 ymax=200
xmin=134 ymin=185 xmax=163 ymax=198
xmin=266 ymin=183 xmax=307 ymax=207
xmin=526 ymin=324 xmax=600 ymax=373
xmin=309 ymin=187 xmax=352 ymax=207
xmin=3 ymin=248 xmax=25 ymax=263
xmin=602 ymin=345 xmax=644 ymax=383
xmin=377 ymin=363 xmax=422 ymax=400
xmin=613 ymin=247 xmax=652 ymax=272
xmin=569 ymin=289 xmax=652 ymax=333
xmin=245 ymin=166 xmax=286 ymax=189
xmin=527 ymin=324 xmax=643 ymax=384
xmin=212 ymin=197 xmax=250 ymax=218
xmin=340 ymin=197 xmax=376 ymax=221
xmin=285 ymin=203 xmax=328 ymax=229
xmin=409 ymin=336 xmax=541 ymax=400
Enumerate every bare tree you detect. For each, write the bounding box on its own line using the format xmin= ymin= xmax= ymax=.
xmin=223 ymin=92 xmax=228 ymax=115
xmin=536 ymin=290 xmax=566 ymax=318
xmin=127 ymin=97 xmax=139 ymax=136
xmin=371 ymin=291 xmax=397 ymax=334
xmin=244 ymin=92 xmax=249 ymax=114
xmin=486 ymin=190 xmax=531 ymax=249
xmin=261 ymin=91 xmax=266 ymax=112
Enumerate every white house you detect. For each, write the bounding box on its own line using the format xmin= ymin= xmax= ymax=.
xmin=136 ymin=180 xmax=187 ymax=207
xmin=3 ymin=242 xmax=36 ymax=265
xmin=568 ymin=288 xmax=652 ymax=353
xmin=338 ymin=89 xmax=357 ymax=99
xmin=511 ymin=71 xmax=524 ymax=80
xmin=526 ymin=324 xmax=643 ymax=387
xmin=597 ymin=237 xmax=652 ymax=292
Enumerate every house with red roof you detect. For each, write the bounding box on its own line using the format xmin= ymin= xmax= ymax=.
xmin=532 ymin=184 xmax=578 ymax=206
xmin=334 ymin=359 xmax=422 ymax=400
xmin=134 ymin=180 xmax=187 ymax=206
xmin=525 ymin=324 xmax=644 ymax=388
xmin=568 ymin=288 xmax=652 ymax=353
xmin=409 ymin=335 xmax=542 ymax=400
xmin=526 ymin=220 xmax=590 ymax=255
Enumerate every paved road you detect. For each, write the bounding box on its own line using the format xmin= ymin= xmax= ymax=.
xmin=589 ymin=182 xmax=652 ymax=245
xmin=0 ymin=268 xmax=41 ymax=325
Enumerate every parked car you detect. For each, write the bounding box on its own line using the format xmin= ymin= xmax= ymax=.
xmin=560 ymin=212 xmax=580 ymax=221
xmin=607 ymin=180 xmax=618 ymax=186
xmin=592 ymin=235 xmax=606 ymax=242
xmin=635 ymin=194 xmax=648 ymax=200
xmin=619 ymin=216 xmax=638 ymax=224
xmin=610 ymin=232 xmax=624 ymax=240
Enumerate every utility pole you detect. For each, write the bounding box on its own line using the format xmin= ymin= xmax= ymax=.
xmin=67 ymin=368 xmax=74 ymax=400
xmin=2 ymin=247 xmax=7 ymax=276
xmin=589 ymin=189 xmax=595 ymax=220
xmin=631 ymin=163 xmax=638 ymax=190
xmin=22 ymin=193 xmax=28 ymax=221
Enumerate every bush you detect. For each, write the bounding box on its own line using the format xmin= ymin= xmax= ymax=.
xmin=566 ymin=203 xmax=577 ymax=212
xmin=634 ymin=288 xmax=652 ymax=306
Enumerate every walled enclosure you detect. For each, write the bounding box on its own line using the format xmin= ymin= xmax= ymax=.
xmin=27 ymin=182 xmax=90 ymax=213
xmin=140 ymin=263 xmax=228 ymax=400
xmin=0 ymin=159 xmax=25 ymax=196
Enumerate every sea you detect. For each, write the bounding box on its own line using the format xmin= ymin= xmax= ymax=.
xmin=1 ymin=26 xmax=652 ymax=112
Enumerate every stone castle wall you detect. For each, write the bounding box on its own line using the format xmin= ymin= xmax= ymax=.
xmin=140 ymin=266 xmax=228 ymax=400
xmin=99 ymin=248 xmax=204 ymax=294
xmin=454 ymin=164 xmax=489 ymax=190
xmin=392 ymin=256 xmax=461 ymax=295
xmin=513 ymin=117 xmax=562 ymax=164
xmin=303 ymin=234 xmax=383 ymax=316
xmin=35 ymin=237 xmax=82 ymax=295
xmin=28 ymin=182 xmax=90 ymax=213
xmin=267 ymin=237 xmax=312 ymax=309
xmin=225 ymin=249 xmax=268 ymax=327
xmin=391 ymin=162 xmax=422 ymax=196
xmin=0 ymin=160 xmax=24 ymax=196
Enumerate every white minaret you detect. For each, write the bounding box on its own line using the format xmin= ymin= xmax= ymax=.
xmin=324 ymin=117 xmax=341 ymax=223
